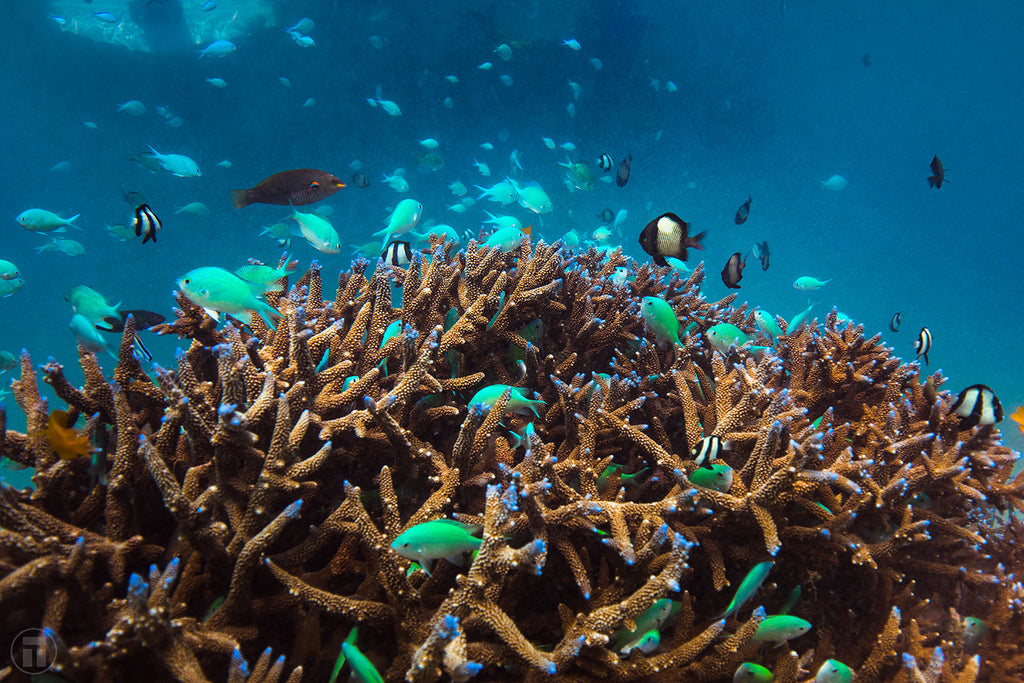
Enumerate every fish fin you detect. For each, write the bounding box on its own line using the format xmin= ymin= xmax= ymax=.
xmin=229 ymin=189 xmax=249 ymax=209
xmin=690 ymin=230 xmax=707 ymax=251
xmin=202 ymin=307 xmax=221 ymax=322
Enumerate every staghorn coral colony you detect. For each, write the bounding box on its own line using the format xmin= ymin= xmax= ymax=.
xmin=1 ymin=238 xmax=1022 ymax=682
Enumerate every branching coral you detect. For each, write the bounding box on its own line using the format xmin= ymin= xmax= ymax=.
xmin=0 ymin=241 xmax=1021 ymax=681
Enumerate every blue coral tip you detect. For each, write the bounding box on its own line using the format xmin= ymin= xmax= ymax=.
xmin=545 ymin=662 xmax=557 ymax=674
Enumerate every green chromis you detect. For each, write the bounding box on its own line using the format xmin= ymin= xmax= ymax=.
xmin=814 ymin=659 xmax=852 ymax=683
xmin=753 ymin=310 xmax=783 ymax=340
xmin=330 ymin=627 xmax=384 ymax=683
xmin=234 ymin=258 xmax=296 ymax=289
xmin=611 ymin=598 xmax=677 ymax=651
xmin=176 ymin=266 xmax=281 ymax=330
xmin=483 ymin=225 xmax=528 ymax=251
xmin=469 ymin=384 xmax=545 ymax=417
xmin=706 ymin=323 xmax=749 ymax=354
xmin=719 ymin=561 xmax=773 ymax=619
xmin=962 ymin=616 xmax=986 ymax=649
xmin=734 ymin=662 xmax=774 ymax=682
xmin=640 ymin=296 xmax=680 ymax=347
xmin=688 ymin=463 xmax=733 ymax=492
xmin=751 ymin=615 xmax=811 ymax=647
xmin=391 ymin=519 xmax=482 ymax=567
xmin=69 ymin=313 xmax=113 ymax=356
xmin=618 ymin=629 xmax=660 ymax=655
xmin=787 ymin=302 xmax=814 ymax=333
xmin=509 ymin=319 xmax=543 ymax=363
xmin=289 ymin=207 xmax=341 ymax=254
xmin=65 ymin=285 xmax=120 ymax=325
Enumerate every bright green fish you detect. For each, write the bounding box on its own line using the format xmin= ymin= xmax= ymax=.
xmin=391 ymin=519 xmax=482 ymax=567
xmin=640 ymin=296 xmax=680 ymax=347
xmin=612 ymin=599 xmax=675 ymax=651
xmin=234 ymin=258 xmax=296 ymax=289
xmin=787 ymin=302 xmax=815 ymax=333
xmin=751 ymin=615 xmax=811 ymax=647
xmin=177 ymin=266 xmax=281 ymax=329
xmin=734 ymin=662 xmax=774 ymax=682
xmin=814 ymin=659 xmax=852 ymax=683
xmin=618 ymin=629 xmax=660 ymax=655
xmin=289 ymin=207 xmax=340 ymax=254
xmin=65 ymin=285 xmax=120 ymax=326
xmin=720 ymin=561 xmax=773 ymax=619
xmin=509 ymin=319 xmax=543 ymax=363
xmin=468 ymin=384 xmax=545 ymax=417
xmin=688 ymin=463 xmax=733 ymax=492
xmin=754 ymin=310 xmax=783 ymax=340
xmin=706 ymin=323 xmax=749 ymax=354
xmin=483 ymin=226 xmax=527 ymax=251
xmin=330 ymin=627 xmax=384 ymax=683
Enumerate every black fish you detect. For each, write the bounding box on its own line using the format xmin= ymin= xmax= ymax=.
xmin=598 ymin=208 xmax=614 ymax=223
xmin=231 ymin=169 xmax=345 ymax=209
xmin=132 ymin=204 xmax=161 ymax=244
xmin=692 ymin=435 xmax=730 ymax=469
xmin=914 ymin=326 xmax=932 ymax=365
xmin=720 ymin=252 xmax=746 ymax=289
xmin=99 ymin=310 xmax=167 ymax=333
xmin=753 ymin=241 xmax=770 ymax=271
xmin=889 ymin=312 xmax=901 ymax=332
xmin=638 ymin=212 xmax=706 ymax=266
xmin=351 ymin=170 xmax=369 ymax=188
xmin=382 ymin=241 xmax=412 ymax=267
xmin=927 ymin=155 xmax=947 ymax=188
xmin=862 ymin=53 xmax=871 ymax=67
xmin=734 ymin=195 xmax=752 ymax=224
xmin=597 ymin=153 xmax=613 ymax=172
xmin=615 ymin=153 xmax=632 ymax=187
xmin=949 ymin=384 xmax=1003 ymax=429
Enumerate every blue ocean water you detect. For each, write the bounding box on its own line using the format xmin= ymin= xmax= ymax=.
xmin=1 ymin=0 xmax=1022 ymax=482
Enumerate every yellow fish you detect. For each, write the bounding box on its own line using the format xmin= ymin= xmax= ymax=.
xmin=1011 ymin=406 xmax=1024 ymax=437
xmin=44 ymin=410 xmax=92 ymax=460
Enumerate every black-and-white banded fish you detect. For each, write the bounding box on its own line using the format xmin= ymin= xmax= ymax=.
xmin=382 ymin=240 xmax=413 ymax=267
xmin=692 ymin=435 xmax=730 ymax=469
xmin=914 ymin=326 xmax=931 ymax=365
xmin=132 ymin=204 xmax=161 ymax=244
xmin=889 ymin=312 xmax=901 ymax=332
xmin=597 ymin=153 xmax=614 ymax=172
xmin=949 ymin=384 xmax=1003 ymax=429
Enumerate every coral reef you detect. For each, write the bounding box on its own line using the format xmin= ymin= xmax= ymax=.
xmin=1 ymin=239 xmax=1022 ymax=682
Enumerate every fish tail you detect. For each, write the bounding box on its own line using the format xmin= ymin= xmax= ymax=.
xmin=258 ymin=302 xmax=282 ymax=330
xmin=66 ymin=213 xmax=81 ymax=225
xmin=230 ymin=189 xmax=250 ymax=209
xmin=927 ymin=175 xmax=937 ymax=188
xmin=690 ymin=230 xmax=707 ymax=251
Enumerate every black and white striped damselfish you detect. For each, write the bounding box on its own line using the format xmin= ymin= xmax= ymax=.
xmin=949 ymin=384 xmax=1003 ymax=429
xmin=692 ymin=435 xmax=731 ymax=469
xmin=382 ymin=240 xmax=412 ymax=267
xmin=914 ymin=326 xmax=932 ymax=365
xmin=638 ymin=212 xmax=706 ymax=266
xmin=132 ymin=204 xmax=161 ymax=244
xmin=597 ymin=153 xmax=613 ymax=172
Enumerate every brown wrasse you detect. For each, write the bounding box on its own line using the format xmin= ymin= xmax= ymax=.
xmin=231 ymin=169 xmax=345 ymax=209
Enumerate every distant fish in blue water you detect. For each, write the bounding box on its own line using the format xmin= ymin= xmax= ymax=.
xmin=231 ymin=169 xmax=345 ymax=208
xmin=616 ymin=154 xmax=632 ymax=187
xmin=889 ymin=312 xmax=901 ymax=332
xmin=197 ymin=39 xmax=236 ymax=60
xmin=202 ymin=1 xmax=217 ymax=11
xmin=862 ymin=53 xmax=871 ymax=67
xmin=93 ymin=11 xmax=117 ymax=23
xmin=820 ymin=174 xmax=847 ymax=190
xmin=562 ymin=38 xmax=581 ymax=50
xmin=721 ymin=252 xmax=746 ymax=289
xmin=752 ymin=241 xmax=770 ymax=270
xmin=735 ymin=195 xmax=752 ymax=224
xmin=928 ymin=155 xmax=947 ymax=188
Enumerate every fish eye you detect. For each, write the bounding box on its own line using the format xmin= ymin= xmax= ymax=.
xmin=183 ymin=279 xmax=190 ymax=284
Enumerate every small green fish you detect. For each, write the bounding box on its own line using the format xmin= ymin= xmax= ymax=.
xmin=509 ymin=319 xmax=543 ymax=363
xmin=234 ymin=259 xmax=296 ymax=288
xmin=640 ymin=296 xmax=680 ymax=347
xmin=612 ymin=599 xmax=675 ymax=651
xmin=483 ymin=226 xmax=527 ymax=251
xmin=734 ymin=662 xmax=774 ymax=682
xmin=289 ymin=207 xmax=340 ymax=254
xmin=596 ymin=464 xmax=648 ymax=492
xmin=793 ymin=276 xmax=831 ymax=291
xmin=391 ymin=519 xmax=482 ymax=567
xmin=720 ymin=561 xmax=773 ymax=619
xmin=619 ymin=628 xmax=660 ymax=655
xmin=962 ymin=616 xmax=986 ymax=649
xmin=751 ymin=615 xmax=811 ymax=647
xmin=706 ymin=323 xmax=749 ymax=354
xmin=174 ymin=201 xmax=210 ymax=217
xmin=330 ymin=627 xmax=384 ymax=683
xmin=753 ymin=310 xmax=783 ymax=340
xmin=65 ymin=285 xmax=120 ymax=325
xmin=16 ymin=208 xmax=80 ymax=233
xmin=69 ymin=313 xmax=113 ymax=356
xmin=560 ymin=158 xmax=596 ymax=191
xmin=0 ymin=350 xmax=19 ymax=372
xmin=778 ymin=585 xmax=801 ymax=615
xmin=177 ymin=266 xmax=281 ymax=329
xmin=787 ymin=302 xmax=815 ymax=333
xmin=688 ymin=463 xmax=733 ymax=492
xmin=814 ymin=659 xmax=852 ymax=683
xmin=468 ymin=384 xmax=545 ymax=417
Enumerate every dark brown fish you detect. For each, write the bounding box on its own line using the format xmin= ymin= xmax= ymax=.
xmin=721 ymin=252 xmax=746 ymax=289
xmin=231 ymin=169 xmax=345 ymax=209
xmin=99 ymin=309 xmax=167 ymax=333
xmin=734 ymin=195 xmax=752 ymax=224
xmin=927 ymin=155 xmax=946 ymax=188
xmin=638 ymin=212 xmax=706 ymax=266
xmin=616 ymin=153 xmax=632 ymax=187
xmin=351 ymin=170 xmax=369 ymax=188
